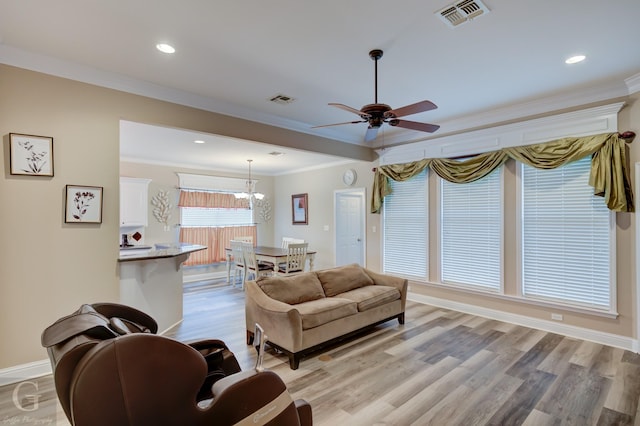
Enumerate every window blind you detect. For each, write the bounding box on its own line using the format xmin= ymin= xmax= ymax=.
xmin=383 ymin=169 xmax=428 ymax=279
xmin=440 ymin=168 xmax=502 ymax=291
xmin=181 ymin=207 xmax=253 ymax=227
xmin=521 ymin=156 xmax=613 ymax=310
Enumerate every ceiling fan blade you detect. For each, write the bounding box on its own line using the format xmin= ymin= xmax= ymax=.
xmin=329 ymin=103 xmax=369 ymax=117
xmin=385 ymin=100 xmax=438 ymax=118
xmin=390 ymin=119 xmax=440 ymax=133
xmin=311 ymin=120 xmax=366 ymax=129
xmin=364 ymin=126 xmax=379 ymax=142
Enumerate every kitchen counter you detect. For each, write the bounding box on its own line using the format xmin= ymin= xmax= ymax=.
xmin=117 ymin=243 xmax=206 ymax=332
xmin=118 ymin=243 xmax=206 ymax=262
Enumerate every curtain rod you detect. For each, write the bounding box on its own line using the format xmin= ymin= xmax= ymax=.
xmin=371 ymin=131 xmax=636 ymax=172
xmin=177 ymin=187 xmax=240 ymax=194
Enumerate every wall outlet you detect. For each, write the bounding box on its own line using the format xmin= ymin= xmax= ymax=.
xmin=323 ymin=225 xmax=329 ymax=231
xmin=551 ymin=313 xmax=563 ymax=321
xmin=372 ymin=225 xmax=377 ymax=233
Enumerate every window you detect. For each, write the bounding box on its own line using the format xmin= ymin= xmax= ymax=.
xmin=181 ymin=206 xmax=252 ymax=227
xmin=521 ymin=156 xmax=614 ymax=311
xmin=178 ymin=190 xmax=256 ymax=265
xmin=440 ymin=168 xmax=503 ymax=291
xmin=383 ymin=169 xmax=428 ymax=279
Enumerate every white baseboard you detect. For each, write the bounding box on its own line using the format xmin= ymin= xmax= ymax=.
xmin=0 ymin=359 xmax=52 ymax=386
xmin=408 ymin=292 xmax=636 ymax=352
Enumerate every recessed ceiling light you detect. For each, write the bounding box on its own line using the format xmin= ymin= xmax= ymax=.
xmin=156 ymin=43 xmax=175 ymax=54
xmin=565 ymin=55 xmax=585 ymax=64
xmin=193 ymin=140 xmax=205 ymax=144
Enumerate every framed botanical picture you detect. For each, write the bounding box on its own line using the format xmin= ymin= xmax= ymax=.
xmin=65 ymin=185 xmax=103 ymax=223
xmin=9 ymin=133 xmax=54 ymax=176
xmin=292 ymin=193 xmax=308 ymax=225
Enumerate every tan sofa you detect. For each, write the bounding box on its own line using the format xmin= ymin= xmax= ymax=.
xmin=245 ymin=264 xmax=408 ymax=369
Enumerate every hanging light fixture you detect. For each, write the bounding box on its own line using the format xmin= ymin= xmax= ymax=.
xmin=235 ymin=159 xmax=264 ymax=201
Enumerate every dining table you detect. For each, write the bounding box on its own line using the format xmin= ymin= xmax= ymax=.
xmin=225 ymin=245 xmax=316 ymax=283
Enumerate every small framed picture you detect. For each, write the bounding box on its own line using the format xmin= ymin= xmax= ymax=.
xmin=9 ymin=133 xmax=54 ymax=176
xmin=292 ymin=193 xmax=308 ymax=225
xmin=65 ymin=185 xmax=103 ymax=224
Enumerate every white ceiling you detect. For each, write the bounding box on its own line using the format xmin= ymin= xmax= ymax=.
xmin=2 ymin=0 xmax=639 ymax=174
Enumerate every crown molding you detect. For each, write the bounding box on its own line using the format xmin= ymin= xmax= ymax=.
xmin=625 ymin=72 xmax=640 ymax=95
xmin=378 ymin=102 xmax=624 ymax=164
xmin=377 ymin=79 xmax=630 ymax=148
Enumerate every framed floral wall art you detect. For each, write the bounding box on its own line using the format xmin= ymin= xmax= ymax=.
xmin=9 ymin=133 xmax=54 ymax=176
xmin=65 ymin=185 xmax=103 ymax=223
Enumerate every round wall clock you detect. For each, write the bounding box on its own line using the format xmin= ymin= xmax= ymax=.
xmin=342 ymin=169 xmax=357 ymax=186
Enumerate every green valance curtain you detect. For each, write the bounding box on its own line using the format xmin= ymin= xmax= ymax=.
xmin=371 ymin=132 xmax=634 ymax=213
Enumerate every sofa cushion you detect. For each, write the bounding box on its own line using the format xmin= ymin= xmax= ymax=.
xmin=256 ymin=273 xmax=325 ymax=305
xmin=294 ymin=298 xmax=357 ymax=330
xmin=336 ymin=285 xmax=401 ymax=312
xmin=315 ymin=264 xmax=374 ymax=297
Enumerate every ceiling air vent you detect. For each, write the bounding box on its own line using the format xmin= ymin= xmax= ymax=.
xmin=269 ymin=94 xmax=296 ymax=105
xmin=437 ymin=0 xmax=490 ymax=28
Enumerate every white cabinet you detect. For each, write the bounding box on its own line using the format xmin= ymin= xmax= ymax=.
xmin=120 ymin=177 xmax=151 ymax=227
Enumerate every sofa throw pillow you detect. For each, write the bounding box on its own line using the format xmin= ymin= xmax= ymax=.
xmin=257 ymin=273 xmax=326 ymax=305
xmin=316 ymin=264 xmax=374 ymax=297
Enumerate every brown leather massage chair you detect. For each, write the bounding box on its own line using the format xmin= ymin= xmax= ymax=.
xmin=41 ymin=303 xmax=312 ymax=426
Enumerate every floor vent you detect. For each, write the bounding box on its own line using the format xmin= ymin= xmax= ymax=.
xmin=269 ymin=94 xmax=296 ymax=105
xmin=437 ymin=0 xmax=490 ymax=28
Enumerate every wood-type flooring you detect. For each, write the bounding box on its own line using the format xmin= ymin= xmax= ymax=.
xmin=2 ymin=279 xmax=639 ymax=425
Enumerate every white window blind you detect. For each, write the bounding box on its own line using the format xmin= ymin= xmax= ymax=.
xmin=440 ymin=168 xmax=503 ymax=291
xmin=383 ymin=169 xmax=428 ymax=279
xmin=181 ymin=207 xmax=253 ymax=227
xmin=521 ymin=156 xmax=613 ymax=311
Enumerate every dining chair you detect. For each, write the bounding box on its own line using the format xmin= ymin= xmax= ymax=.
xmin=235 ymin=235 xmax=254 ymax=243
xmin=277 ymin=243 xmax=308 ymax=276
xmin=242 ymin=242 xmax=273 ymax=285
xmin=281 ymin=237 xmax=305 ymax=248
xmin=230 ymin=240 xmax=246 ymax=288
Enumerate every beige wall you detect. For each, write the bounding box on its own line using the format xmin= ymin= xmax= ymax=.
xmin=0 ymin=64 xmax=370 ymax=369
xmin=1 ymin=63 xmax=637 ymax=371
xmin=273 ymin=161 xmax=379 ymax=271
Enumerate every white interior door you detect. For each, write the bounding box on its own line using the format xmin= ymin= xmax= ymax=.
xmin=335 ymin=189 xmax=365 ymax=267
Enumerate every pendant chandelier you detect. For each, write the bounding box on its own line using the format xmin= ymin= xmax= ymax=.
xmin=234 ymin=159 xmax=264 ymax=200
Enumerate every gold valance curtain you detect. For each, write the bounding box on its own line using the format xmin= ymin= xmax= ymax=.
xmin=371 ymin=132 xmax=634 ymax=213
xmin=178 ymin=190 xmax=250 ymax=209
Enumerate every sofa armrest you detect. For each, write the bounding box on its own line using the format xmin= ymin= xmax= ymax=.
xmin=364 ymin=268 xmax=408 ymax=309
xmin=245 ymin=281 xmax=303 ymax=352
